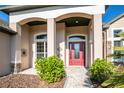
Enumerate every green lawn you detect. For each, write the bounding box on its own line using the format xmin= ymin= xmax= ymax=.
xmin=101 ymin=65 xmax=124 ymax=88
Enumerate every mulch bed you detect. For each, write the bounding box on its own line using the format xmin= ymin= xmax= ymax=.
xmin=0 ymin=74 xmax=66 ymax=88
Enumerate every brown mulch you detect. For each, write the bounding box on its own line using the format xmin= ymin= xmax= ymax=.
xmin=0 ymin=74 xmax=66 ymax=88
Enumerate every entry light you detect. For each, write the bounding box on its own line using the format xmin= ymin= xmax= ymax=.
xmin=76 ymin=21 xmax=79 ymax=23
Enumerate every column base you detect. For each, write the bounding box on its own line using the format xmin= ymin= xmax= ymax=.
xmin=11 ymin=63 xmax=21 ymax=73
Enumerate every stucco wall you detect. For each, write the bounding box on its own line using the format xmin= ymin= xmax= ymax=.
xmin=21 ymin=24 xmax=30 ymax=70
xmin=21 ymin=23 xmax=67 ymax=69
xmin=108 ymin=17 xmax=124 ymax=39
xmin=21 ymin=24 xmax=47 ymax=69
xmin=107 ymin=17 xmax=124 ymax=62
xmin=56 ymin=23 xmax=66 ymax=64
xmin=21 ymin=24 xmax=90 ymax=68
xmin=88 ymin=24 xmax=93 ymax=67
xmin=0 ymin=32 xmax=11 ymax=76
xmin=110 ymin=17 xmax=124 ymax=27
xmin=66 ymin=26 xmax=88 ymax=36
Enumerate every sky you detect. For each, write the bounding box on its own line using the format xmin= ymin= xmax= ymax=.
xmin=103 ymin=5 xmax=124 ymax=23
xmin=0 ymin=5 xmax=124 ymax=23
xmin=0 ymin=11 xmax=9 ymax=23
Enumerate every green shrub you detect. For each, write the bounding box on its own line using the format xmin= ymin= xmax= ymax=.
xmin=89 ymin=58 xmax=115 ymax=83
xmin=35 ymin=56 xmax=65 ymax=83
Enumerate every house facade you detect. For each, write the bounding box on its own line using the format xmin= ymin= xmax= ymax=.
xmin=0 ymin=20 xmax=16 ymax=76
xmin=0 ymin=5 xmax=105 ymax=73
xmin=104 ymin=13 xmax=124 ymax=62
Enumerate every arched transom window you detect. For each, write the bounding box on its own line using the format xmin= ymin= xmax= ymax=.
xmin=36 ymin=34 xmax=47 ymax=41
xmin=68 ymin=35 xmax=86 ymax=41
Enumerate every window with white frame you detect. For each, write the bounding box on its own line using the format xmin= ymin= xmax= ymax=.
xmin=113 ymin=29 xmax=122 ymax=38
xmin=114 ymin=41 xmax=122 ymax=47
xmin=112 ymin=28 xmax=124 ymax=62
xmin=35 ymin=34 xmax=47 ymax=58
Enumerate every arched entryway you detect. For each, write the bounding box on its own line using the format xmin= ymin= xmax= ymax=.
xmin=55 ymin=13 xmax=91 ymax=67
xmin=18 ymin=17 xmax=47 ymax=70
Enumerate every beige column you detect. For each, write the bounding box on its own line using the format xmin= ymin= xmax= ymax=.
xmin=89 ymin=26 xmax=94 ymax=66
xmin=10 ymin=23 xmax=21 ymax=73
xmin=47 ymin=18 xmax=56 ymax=57
xmin=93 ymin=14 xmax=103 ymax=60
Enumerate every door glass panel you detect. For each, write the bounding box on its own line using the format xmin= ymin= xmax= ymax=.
xmin=74 ymin=43 xmax=80 ymax=59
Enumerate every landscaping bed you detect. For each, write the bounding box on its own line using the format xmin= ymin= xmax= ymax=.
xmin=101 ymin=65 xmax=124 ymax=88
xmin=89 ymin=59 xmax=124 ymax=88
xmin=91 ymin=65 xmax=124 ymax=88
xmin=0 ymin=74 xmax=66 ymax=88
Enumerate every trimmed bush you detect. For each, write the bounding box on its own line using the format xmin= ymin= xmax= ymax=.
xmin=35 ymin=56 xmax=65 ymax=83
xmin=89 ymin=58 xmax=115 ymax=83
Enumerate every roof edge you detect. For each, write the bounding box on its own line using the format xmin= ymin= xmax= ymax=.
xmin=0 ymin=25 xmax=17 ymax=35
xmin=106 ymin=13 xmax=124 ymax=26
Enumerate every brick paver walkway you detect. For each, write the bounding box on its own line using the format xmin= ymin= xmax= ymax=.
xmin=64 ymin=67 xmax=93 ymax=88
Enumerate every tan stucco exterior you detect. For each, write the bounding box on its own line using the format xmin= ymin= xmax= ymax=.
xmin=107 ymin=16 xmax=124 ymax=39
xmin=21 ymin=24 xmax=30 ymax=70
xmin=110 ymin=16 xmax=124 ymax=28
xmin=7 ymin=6 xmax=105 ymax=72
xmin=21 ymin=24 xmax=47 ymax=70
xmin=106 ymin=16 xmax=124 ymax=62
xmin=93 ymin=14 xmax=103 ymax=60
xmin=56 ymin=23 xmax=66 ymax=64
xmin=20 ymin=23 xmax=91 ymax=69
xmin=66 ymin=26 xmax=88 ymax=36
xmin=0 ymin=32 xmax=11 ymax=76
xmin=21 ymin=23 xmax=66 ymax=69
xmin=10 ymin=19 xmax=103 ymax=70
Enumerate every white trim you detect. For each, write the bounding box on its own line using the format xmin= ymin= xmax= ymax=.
xmin=11 ymin=61 xmax=21 ymax=63
xmin=33 ymin=32 xmax=47 ymax=68
xmin=34 ymin=32 xmax=47 ymax=41
xmin=66 ymin=34 xmax=88 ymax=67
xmin=10 ymin=6 xmax=105 ymax=23
xmin=111 ymin=28 xmax=124 ymax=62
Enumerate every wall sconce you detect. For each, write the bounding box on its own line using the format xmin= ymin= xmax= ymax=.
xmin=21 ymin=49 xmax=27 ymax=57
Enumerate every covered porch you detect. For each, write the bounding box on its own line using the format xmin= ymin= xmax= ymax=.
xmin=9 ymin=6 xmax=104 ymax=72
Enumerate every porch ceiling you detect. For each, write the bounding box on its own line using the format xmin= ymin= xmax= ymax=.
xmin=27 ymin=21 xmax=46 ymax=26
xmin=26 ymin=17 xmax=90 ymax=27
xmin=57 ymin=17 xmax=90 ymax=27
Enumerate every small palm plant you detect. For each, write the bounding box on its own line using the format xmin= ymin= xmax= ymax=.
xmin=118 ymin=31 xmax=124 ymax=38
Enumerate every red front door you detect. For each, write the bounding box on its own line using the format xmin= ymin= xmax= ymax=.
xmin=69 ymin=42 xmax=85 ymax=66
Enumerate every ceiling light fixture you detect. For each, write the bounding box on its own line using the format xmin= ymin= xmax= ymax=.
xmin=76 ymin=21 xmax=79 ymax=23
